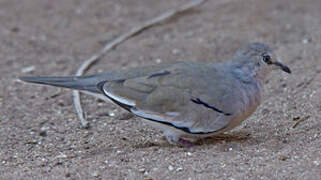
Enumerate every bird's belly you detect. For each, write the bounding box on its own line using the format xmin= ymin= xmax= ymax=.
xmin=223 ymin=81 xmax=263 ymax=131
xmin=226 ymin=96 xmax=261 ymax=131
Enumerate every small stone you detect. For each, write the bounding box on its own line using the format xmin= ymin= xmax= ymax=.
xmin=56 ymin=153 xmax=67 ymax=159
xmin=65 ymin=173 xmax=71 ymax=178
xmin=278 ymin=155 xmax=288 ymax=161
xmin=172 ymin=49 xmax=180 ymax=55
xmin=39 ymin=127 xmax=48 ymax=137
xmin=176 ymin=167 xmax=183 ymax=172
xmin=187 ymin=152 xmax=192 ymax=156
xmin=55 ymin=160 xmax=63 ymax=166
xmin=56 ymin=110 xmax=63 ymax=115
xmin=168 ymin=165 xmax=174 ymax=171
xmin=152 ymin=168 xmax=158 ymax=171
xmin=39 ymin=130 xmax=47 ymax=137
xmin=91 ymin=171 xmax=99 ymax=177
xmin=292 ymin=116 xmax=301 ymax=121
xmin=313 ymin=161 xmax=320 ymax=166
xmin=144 ymin=176 xmax=153 ymax=180
xmin=302 ymin=38 xmax=310 ymax=44
xmin=108 ymin=111 xmax=115 ymax=117
xmin=21 ymin=66 xmax=35 ymax=73
xmin=156 ymin=58 xmax=162 ymax=63
xmin=57 ymin=99 xmax=65 ymax=106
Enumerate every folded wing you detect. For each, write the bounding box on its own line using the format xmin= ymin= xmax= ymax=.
xmin=98 ymin=64 xmax=235 ymax=134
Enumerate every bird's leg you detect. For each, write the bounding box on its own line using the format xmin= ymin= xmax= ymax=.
xmin=177 ymin=138 xmax=195 ymax=148
xmin=165 ymin=134 xmax=195 ymax=147
xmin=165 ymin=134 xmax=180 ymax=145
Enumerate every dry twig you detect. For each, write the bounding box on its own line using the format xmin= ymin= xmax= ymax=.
xmin=73 ymin=0 xmax=207 ymax=128
xmin=292 ymin=115 xmax=310 ymax=129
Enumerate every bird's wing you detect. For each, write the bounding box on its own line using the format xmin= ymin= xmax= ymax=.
xmin=98 ymin=63 xmax=237 ymax=134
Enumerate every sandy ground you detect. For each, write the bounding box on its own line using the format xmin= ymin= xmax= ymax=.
xmin=0 ymin=0 xmax=320 ymax=179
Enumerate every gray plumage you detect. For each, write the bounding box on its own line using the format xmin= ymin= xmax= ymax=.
xmin=20 ymin=43 xmax=291 ymax=146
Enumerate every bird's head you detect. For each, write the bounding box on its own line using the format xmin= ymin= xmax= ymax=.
xmin=232 ymin=43 xmax=291 ymax=81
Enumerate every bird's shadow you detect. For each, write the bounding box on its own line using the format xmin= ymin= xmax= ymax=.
xmin=78 ymin=132 xmax=253 ymax=160
xmin=133 ymin=131 xmax=253 ymax=149
xmin=199 ymin=132 xmax=252 ymax=146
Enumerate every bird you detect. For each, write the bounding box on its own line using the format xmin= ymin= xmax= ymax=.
xmin=20 ymin=43 xmax=291 ymax=146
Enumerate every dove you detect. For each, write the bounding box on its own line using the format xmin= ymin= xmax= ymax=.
xmin=20 ymin=43 xmax=291 ymax=146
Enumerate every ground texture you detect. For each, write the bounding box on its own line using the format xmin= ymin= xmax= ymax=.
xmin=0 ymin=0 xmax=320 ymax=179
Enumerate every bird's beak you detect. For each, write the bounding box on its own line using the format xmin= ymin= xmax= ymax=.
xmin=274 ymin=61 xmax=291 ymax=74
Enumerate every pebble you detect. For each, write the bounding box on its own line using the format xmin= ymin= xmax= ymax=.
xmin=56 ymin=153 xmax=67 ymax=159
xmin=21 ymin=66 xmax=35 ymax=73
xmin=278 ymin=155 xmax=288 ymax=161
xmin=313 ymin=161 xmax=320 ymax=166
xmin=39 ymin=126 xmax=49 ymax=137
xmin=176 ymin=167 xmax=183 ymax=172
xmin=156 ymin=58 xmax=162 ymax=63
xmin=302 ymin=38 xmax=310 ymax=44
xmin=168 ymin=165 xmax=174 ymax=171
xmin=108 ymin=111 xmax=115 ymax=117
xmin=91 ymin=171 xmax=99 ymax=177
xmin=152 ymin=168 xmax=158 ymax=171
xmin=172 ymin=49 xmax=180 ymax=55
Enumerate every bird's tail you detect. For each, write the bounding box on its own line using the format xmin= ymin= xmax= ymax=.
xmin=19 ymin=75 xmax=102 ymax=93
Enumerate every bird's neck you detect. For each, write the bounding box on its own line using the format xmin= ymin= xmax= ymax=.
xmin=224 ymin=60 xmax=264 ymax=116
xmin=227 ymin=59 xmax=267 ymax=85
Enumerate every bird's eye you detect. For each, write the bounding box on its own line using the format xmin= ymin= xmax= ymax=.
xmin=262 ymin=55 xmax=272 ymax=64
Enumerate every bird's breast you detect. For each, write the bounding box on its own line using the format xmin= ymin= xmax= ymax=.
xmin=227 ymin=80 xmax=263 ymax=130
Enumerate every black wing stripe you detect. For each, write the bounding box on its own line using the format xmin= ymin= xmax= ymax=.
xmin=147 ymin=71 xmax=170 ymax=79
xmin=191 ymin=98 xmax=232 ymax=116
xmin=131 ymin=108 xmax=227 ymax=135
xmin=138 ymin=116 xmax=224 ymax=135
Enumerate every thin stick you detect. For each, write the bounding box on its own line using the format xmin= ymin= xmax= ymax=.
xmin=292 ymin=115 xmax=310 ymax=129
xmin=72 ymin=60 xmax=98 ymax=128
xmin=73 ymin=0 xmax=208 ymax=128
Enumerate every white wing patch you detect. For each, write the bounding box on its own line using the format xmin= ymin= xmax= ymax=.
xmin=102 ymin=87 xmax=136 ymax=106
xmin=131 ymin=108 xmax=193 ymax=130
xmin=165 ymin=112 xmax=180 ymax=117
xmin=131 ymin=108 xmax=173 ymax=122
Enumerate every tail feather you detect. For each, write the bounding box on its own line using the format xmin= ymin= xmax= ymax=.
xmin=19 ymin=75 xmax=101 ymax=93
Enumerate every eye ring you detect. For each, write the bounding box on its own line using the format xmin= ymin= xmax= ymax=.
xmin=262 ymin=54 xmax=272 ymax=64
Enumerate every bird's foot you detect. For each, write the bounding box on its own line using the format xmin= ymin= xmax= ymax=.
xmin=165 ymin=135 xmax=196 ymax=147
xmin=177 ymin=138 xmax=195 ymax=148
